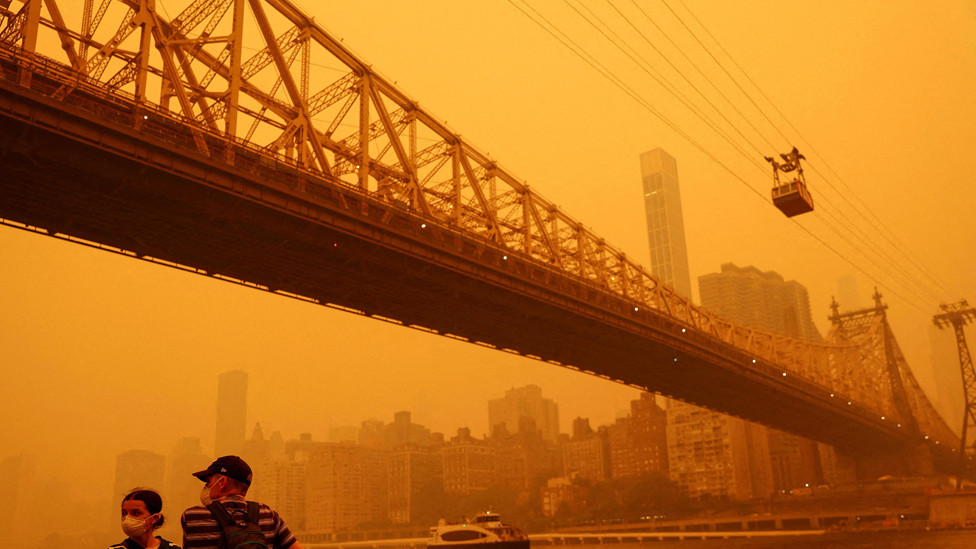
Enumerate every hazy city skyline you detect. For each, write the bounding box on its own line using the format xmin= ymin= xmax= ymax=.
xmin=2 ymin=0 xmax=975 ymax=530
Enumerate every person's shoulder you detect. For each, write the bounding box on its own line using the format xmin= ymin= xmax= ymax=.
xmin=181 ymin=504 xmax=216 ymax=523
xmin=252 ymin=500 xmax=285 ymax=520
xmin=159 ymin=537 xmax=183 ymax=549
xmin=254 ymin=500 xmax=279 ymax=513
xmin=107 ymin=540 xmax=138 ymax=549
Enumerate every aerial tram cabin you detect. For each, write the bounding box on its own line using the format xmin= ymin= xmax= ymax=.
xmin=765 ymin=147 xmax=814 ymax=217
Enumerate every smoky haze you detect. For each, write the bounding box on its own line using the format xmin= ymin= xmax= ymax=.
xmin=2 ymin=0 xmax=975 ymax=545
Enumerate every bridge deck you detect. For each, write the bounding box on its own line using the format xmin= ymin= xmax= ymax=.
xmin=0 ymin=45 xmax=953 ymax=464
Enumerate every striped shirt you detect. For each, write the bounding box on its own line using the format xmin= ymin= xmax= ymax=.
xmin=180 ymin=496 xmax=297 ymax=549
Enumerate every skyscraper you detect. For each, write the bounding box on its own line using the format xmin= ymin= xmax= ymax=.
xmin=697 ymin=262 xmax=823 ymax=493
xmin=215 ymin=370 xmax=248 ymax=457
xmin=640 ymin=148 xmax=692 ymax=299
xmin=639 ymin=148 xmax=772 ymax=500
xmin=166 ymin=437 xmax=209 ymax=529
xmin=698 ymin=263 xmax=821 ymax=341
xmin=488 ymin=384 xmax=560 ymax=442
xmin=0 ymin=454 xmax=36 ymax=541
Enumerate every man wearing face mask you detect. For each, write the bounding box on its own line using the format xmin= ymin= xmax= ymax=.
xmin=180 ymin=455 xmax=303 ymax=549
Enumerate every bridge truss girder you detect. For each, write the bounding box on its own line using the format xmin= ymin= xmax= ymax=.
xmin=0 ymin=0 xmax=960 ymax=463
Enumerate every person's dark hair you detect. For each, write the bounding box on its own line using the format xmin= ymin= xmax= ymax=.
xmin=122 ymin=488 xmax=166 ymax=529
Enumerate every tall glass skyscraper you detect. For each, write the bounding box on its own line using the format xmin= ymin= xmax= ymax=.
xmin=641 ymin=148 xmax=774 ymax=500
xmin=640 ymin=148 xmax=692 ymax=299
xmin=215 ymin=370 xmax=248 ymax=457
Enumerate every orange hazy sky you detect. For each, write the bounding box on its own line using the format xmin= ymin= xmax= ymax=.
xmin=1 ymin=0 xmax=975 ymax=504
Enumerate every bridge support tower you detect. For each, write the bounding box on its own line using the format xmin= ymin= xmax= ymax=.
xmin=828 ymin=290 xmax=937 ymax=480
xmin=933 ymin=300 xmax=976 ymax=488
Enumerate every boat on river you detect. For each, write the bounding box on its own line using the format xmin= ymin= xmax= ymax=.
xmin=428 ymin=512 xmax=530 ymax=549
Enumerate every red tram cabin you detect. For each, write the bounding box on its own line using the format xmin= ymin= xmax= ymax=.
xmin=765 ymin=147 xmax=814 ymax=217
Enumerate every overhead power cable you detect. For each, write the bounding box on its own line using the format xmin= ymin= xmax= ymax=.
xmin=605 ymin=0 xmax=945 ymax=308
xmin=508 ymin=0 xmax=946 ymax=315
xmin=506 ymin=0 xmax=936 ymax=314
xmin=563 ymin=0 xmax=767 ymax=162
xmin=618 ymin=0 xmax=777 ymax=153
xmin=642 ymin=0 xmax=948 ymax=308
xmin=582 ymin=0 xmax=941 ymax=308
xmin=668 ymin=0 xmax=959 ymax=302
xmin=570 ymin=0 xmax=951 ymax=309
xmin=655 ymin=0 xmax=950 ymax=309
xmin=506 ymin=0 xmax=764 ymax=201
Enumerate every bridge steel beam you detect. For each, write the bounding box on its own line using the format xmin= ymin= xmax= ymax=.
xmin=0 ymin=59 xmax=953 ymax=466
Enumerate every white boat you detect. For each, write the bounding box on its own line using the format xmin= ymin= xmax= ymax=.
xmin=428 ymin=512 xmax=530 ymax=549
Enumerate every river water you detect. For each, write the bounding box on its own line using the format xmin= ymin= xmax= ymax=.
xmin=550 ymin=530 xmax=976 ymax=548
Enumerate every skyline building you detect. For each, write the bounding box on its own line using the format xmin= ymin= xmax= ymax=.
xmin=666 ymin=405 xmax=772 ymax=500
xmin=699 ymin=263 xmax=822 ymax=341
xmin=243 ymin=422 xmax=272 ymax=468
xmin=490 ymin=419 xmax=561 ymax=491
xmin=215 ymin=370 xmax=248 ymax=457
xmin=261 ymin=459 xmax=308 ymax=530
xmin=541 ymin=477 xmax=577 ymax=518
xmin=697 ymin=262 xmax=822 ymax=493
xmin=383 ymin=411 xmax=434 ymax=447
xmin=488 ymin=384 xmax=560 ymax=442
xmin=388 ymin=444 xmax=442 ymax=524
xmin=304 ymin=442 xmax=389 ymax=533
xmin=442 ymin=427 xmax=495 ymax=495
xmin=286 ymin=432 xmax=316 ymax=462
xmin=562 ymin=418 xmax=610 ymax=482
xmin=640 ymin=148 xmax=692 ymax=299
xmin=608 ymin=393 xmax=669 ymax=478
xmin=639 ymin=147 xmax=767 ymax=499
xmin=166 ymin=437 xmax=209 ymax=531
xmin=0 ymin=454 xmax=37 ymax=542
xmin=494 ymin=442 xmax=530 ymax=491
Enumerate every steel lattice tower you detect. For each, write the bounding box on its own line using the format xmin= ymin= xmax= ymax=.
xmin=933 ymin=300 xmax=976 ymax=488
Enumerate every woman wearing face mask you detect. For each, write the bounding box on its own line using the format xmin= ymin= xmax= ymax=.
xmin=109 ymin=488 xmax=182 ymax=549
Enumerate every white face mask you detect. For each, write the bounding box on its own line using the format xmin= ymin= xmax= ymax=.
xmin=200 ymin=483 xmax=214 ymax=507
xmin=200 ymin=477 xmax=221 ymax=507
xmin=122 ymin=514 xmax=154 ymax=538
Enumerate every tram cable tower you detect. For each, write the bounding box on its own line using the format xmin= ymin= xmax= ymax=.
xmin=933 ymin=300 xmax=976 ymax=488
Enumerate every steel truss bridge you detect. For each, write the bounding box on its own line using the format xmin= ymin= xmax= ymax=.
xmin=0 ymin=0 xmax=962 ymax=473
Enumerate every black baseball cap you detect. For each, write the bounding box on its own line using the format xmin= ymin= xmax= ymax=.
xmin=192 ymin=455 xmax=253 ymax=486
